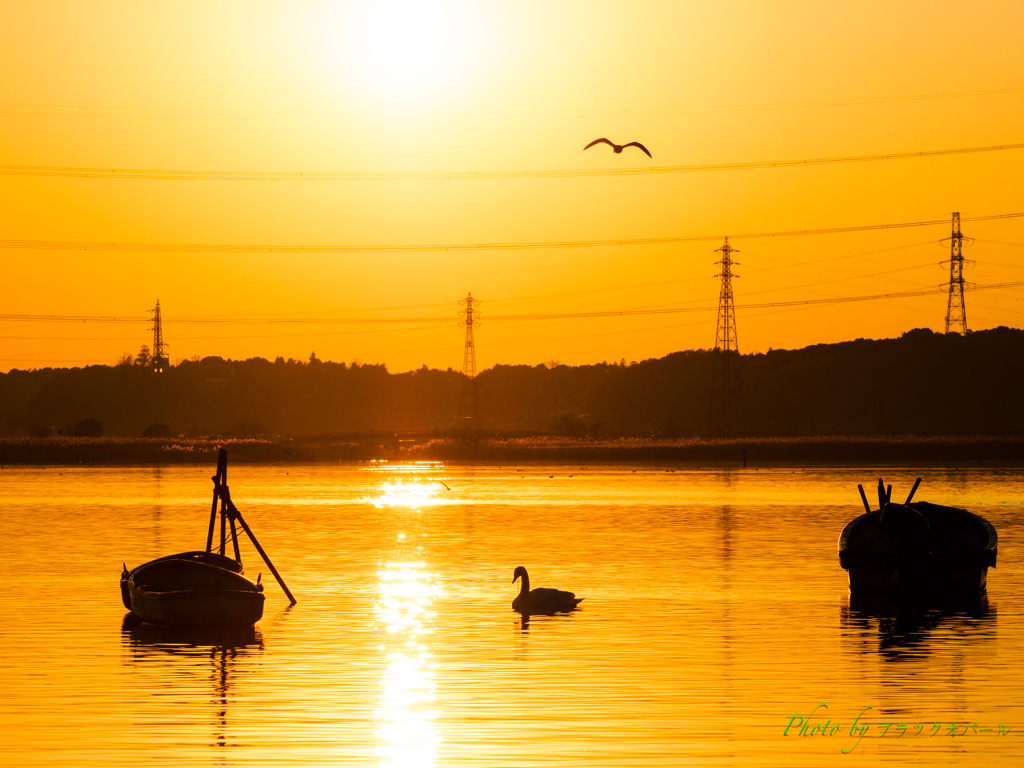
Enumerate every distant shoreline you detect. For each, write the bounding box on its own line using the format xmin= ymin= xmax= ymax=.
xmin=2 ymin=435 xmax=1023 ymax=466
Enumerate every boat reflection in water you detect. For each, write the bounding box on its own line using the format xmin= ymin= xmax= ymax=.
xmin=841 ymin=592 xmax=994 ymax=659
xmin=121 ymin=613 xmax=264 ymax=752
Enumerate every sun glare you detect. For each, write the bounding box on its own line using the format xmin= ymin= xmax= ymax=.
xmin=363 ymin=479 xmax=446 ymax=509
xmin=319 ymin=0 xmax=490 ymax=108
xmin=375 ymin=562 xmax=442 ymax=766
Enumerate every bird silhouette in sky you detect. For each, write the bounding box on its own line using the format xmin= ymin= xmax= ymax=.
xmin=584 ymin=138 xmax=652 ymax=158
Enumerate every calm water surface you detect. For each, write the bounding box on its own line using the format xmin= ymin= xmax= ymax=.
xmin=1 ymin=463 xmax=1021 ymax=766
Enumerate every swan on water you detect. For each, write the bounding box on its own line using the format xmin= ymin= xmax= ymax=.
xmin=512 ymin=566 xmax=584 ymax=614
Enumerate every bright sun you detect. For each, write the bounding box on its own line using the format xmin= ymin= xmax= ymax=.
xmin=329 ymin=0 xmax=489 ymax=108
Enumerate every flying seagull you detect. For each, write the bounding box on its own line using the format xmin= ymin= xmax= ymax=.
xmin=584 ymin=138 xmax=652 ymax=158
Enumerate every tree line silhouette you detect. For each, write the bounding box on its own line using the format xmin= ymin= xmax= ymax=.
xmin=1 ymin=327 xmax=1021 ymax=438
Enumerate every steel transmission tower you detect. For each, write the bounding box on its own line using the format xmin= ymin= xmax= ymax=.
xmin=458 ymin=293 xmax=481 ymax=430
xmin=709 ymin=238 xmax=743 ymax=436
xmin=149 ymin=300 xmax=169 ymax=372
xmin=943 ymin=212 xmax=969 ymax=335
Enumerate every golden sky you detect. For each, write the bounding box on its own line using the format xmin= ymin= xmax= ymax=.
xmin=2 ymin=0 xmax=1023 ymax=372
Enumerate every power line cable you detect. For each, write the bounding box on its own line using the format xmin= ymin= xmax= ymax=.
xmin=3 ymin=211 xmax=1022 ymax=255
xmin=4 ymin=141 xmax=1023 ymax=181
xmin=3 ymin=280 xmax=1023 ymax=326
xmin=3 ymin=84 xmax=1023 ymax=120
xmin=740 ymin=241 xmax=934 ymax=274
xmin=974 ymin=239 xmax=1024 ymax=249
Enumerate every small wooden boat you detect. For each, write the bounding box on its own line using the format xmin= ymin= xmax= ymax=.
xmin=119 ymin=449 xmax=295 ymax=626
xmin=127 ymin=556 xmax=264 ymax=626
xmin=120 ymin=551 xmax=242 ymax=610
xmin=838 ymin=477 xmax=997 ymax=594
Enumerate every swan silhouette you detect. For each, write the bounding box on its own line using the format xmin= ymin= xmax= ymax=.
xmin=512 ymin=566 xmax=583 ymax=614
xmin=584 ymin=138 xmax=652 ymax=158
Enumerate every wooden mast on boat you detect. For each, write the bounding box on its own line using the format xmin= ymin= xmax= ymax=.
xmin=205 ymin=448 xmax=297 ymax=605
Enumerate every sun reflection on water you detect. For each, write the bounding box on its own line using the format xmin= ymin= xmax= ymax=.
xmin=375 ymin=562 xmax=442 ymax=767
xmin=364 ymin=479 xmax=447 ymax=509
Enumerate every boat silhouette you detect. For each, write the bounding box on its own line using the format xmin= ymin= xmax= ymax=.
xmin=120 ymin=449 xmax=295 ymax=626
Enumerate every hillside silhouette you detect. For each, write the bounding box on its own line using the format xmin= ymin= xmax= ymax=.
xmin=1 ymin=327 xmax=1022 ymax=438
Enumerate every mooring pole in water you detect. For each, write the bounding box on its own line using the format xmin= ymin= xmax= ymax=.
xmin=886 ymin=485 xmax=892 ymax=505
xmin=206 ymin=450 xmax=227 ymax=552
xmin=905 ymin=477 xmax=922 ymax=505
xmin=208 ymin=449 xmax=296 ymax=604
xmin=227 ymin=498 xmax=297 ymax=605
xmin=857 ymin=484 xmax=872 ymax=514
xmin=876 ymin=479 xmax=887 ymax=509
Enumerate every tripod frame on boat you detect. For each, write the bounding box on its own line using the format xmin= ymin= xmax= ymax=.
xmin=206 ymin=449 xmax=297 ymax=605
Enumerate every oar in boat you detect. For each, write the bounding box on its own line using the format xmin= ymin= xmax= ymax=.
xmin=905 ymin=477 xmax=922 ymax=505
xmin=857 ymin=485 xmax=872 ymax=514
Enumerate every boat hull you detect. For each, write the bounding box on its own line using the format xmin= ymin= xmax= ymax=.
xmin=838 ymin=502 xmax=997 ymax=595
xmin=121 ymin=551 xmax=242 ymax=611
xmin=129 ymin=585 xmax=265 ymax=626
xmin=844 ymin=561 xmax=989 ymax=593
xmin=128 ymin=556 xmax=264 ymax=626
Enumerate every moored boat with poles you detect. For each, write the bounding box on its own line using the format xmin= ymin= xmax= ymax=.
xmin=838 ymin=477 xmax=997 ymax=594
xmin=120 ymin=449 xmax=296 ymax=626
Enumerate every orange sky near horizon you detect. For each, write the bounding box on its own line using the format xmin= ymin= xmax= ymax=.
xmin=2 ymin=0 xmax=1024 ymax=374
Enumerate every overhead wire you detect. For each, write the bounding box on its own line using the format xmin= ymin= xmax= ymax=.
xmin=478 ymin=280 xmax=1024 ymax=321
xmin=4 ymin=280 xmax=1023 ymax=327
xmin=3 ymin=83 xmax=1023 ymax=120
xmin=739 ymin=240 xmax=935 ymax=275
xmin=3 ymin=221 xmax=1019 ymax=361
xmin=736 ymin=263 xmax=938 ymax=300
xmin=6 ymin=85 xmax=1022 ymax=365
xmin=605 ymin=250 xmax=941 ymax=312
xmin=4 ymin=141 xmax=1023 ymax=182
xmin=3 ymin=211 xmax=1022 ymax=255
xmin=974 ymin=239 xmax=1024 ymax=249
xmin=6 ymin=288 xmax=1019 ymax=367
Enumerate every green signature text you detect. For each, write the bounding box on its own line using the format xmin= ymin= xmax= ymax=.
xmin=783 ymin=703 xmax=1012 ymax=753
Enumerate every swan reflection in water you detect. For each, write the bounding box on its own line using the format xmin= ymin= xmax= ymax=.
xmin=841 ymin=592 xmax=994 ymax=659
xmin=516 ymin=609 xmax=582 ymax=636
xmin=375 ymin=562 xmax=442 ymax=767
xmin=121 ymin=613 xmax=264 ymax=751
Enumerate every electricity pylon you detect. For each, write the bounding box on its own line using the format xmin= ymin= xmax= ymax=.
xmin=709 ymin=238 xmax=743 ymax=436
xmin=943 ymin=212 xmax=969 ymax=335
xmin=458 ymin=293 xmax=481 ymax=431
xmin=149 ymin=300 xmax=169 ymax=372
